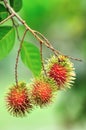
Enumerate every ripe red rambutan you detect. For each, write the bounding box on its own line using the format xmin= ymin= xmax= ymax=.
xmin=31 ymin=78 xmax=54 ymax=107
xmin=6 ymin=82 xmax=32 ymax=117
xmin=45 ymin=55 xmax=76 ymax=89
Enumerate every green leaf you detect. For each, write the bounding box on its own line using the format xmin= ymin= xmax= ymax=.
xmin=21 ymin=41 xmax=42 ymax=76
xmin=9 ymin=0 xmax=22 ymax=12
xmin=0 ymin=4 xmax=8 ymax=22
xmin=0 ymin=26 xmax=15 ymax=60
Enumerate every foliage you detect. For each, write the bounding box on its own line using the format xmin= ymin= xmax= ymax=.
xmin=0 ymin=0 xmax=42 ymax=76
xmin=21 ymin=41 xmax=42 ymax=76
xmin=9 ymin=0 xmax=22 ymax=12
xmin=0 ymin=4 xmax=8 ymax=21
xmin=0 ymin=0 xmax=85 ymax=129
xmin=0 ymin=26 xmax=15 ymax=60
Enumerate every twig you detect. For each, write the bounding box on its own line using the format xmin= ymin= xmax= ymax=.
xmin=3 ymin=0 xmax=21 ymax=41
xmin=64 ymin=55 xmax=82 ymax=62
xmin=34 ymin=31 xmax=61 ymax=56
xmin=34 ymin=31 xmax=82 ymax=61
xmin=3 ymin=0 xmax=82 ymax=62
xmin=15 ymin=24 xmax=21 ymax=41
xmin=11 ymin=19 xmax=21 ymax=41
xmin=15 ymin=29 xmax=28 ymax=86
xmin=40 ymin=42 xmax=47 ymax=76
xmin=34 ymin=31 xmax=50 ymax=46
xmin=3 ymin=1 xmax=61 ymax=56
xmin=0 ymin=13 xmax=14 ymax=25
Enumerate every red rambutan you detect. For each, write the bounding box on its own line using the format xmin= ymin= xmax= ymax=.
xmin=31 ymin=78 xmax=54 ymax=107
xmin=45 ymin=55 xmax=76 ymax=89
xmin=6 ymin=82 xmax=32 ymax=117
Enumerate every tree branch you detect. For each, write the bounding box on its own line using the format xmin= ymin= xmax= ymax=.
xmin=3 ymin=0 xmax=82 ymax=62
xmin=0 ymin=14 xmax=14 ymax=25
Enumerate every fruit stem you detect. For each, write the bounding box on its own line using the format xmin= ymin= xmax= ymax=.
xmin=15 ymin=29 xmax=28 ymax=86
xmin=40 ymin=42 xmax=47 ymax=76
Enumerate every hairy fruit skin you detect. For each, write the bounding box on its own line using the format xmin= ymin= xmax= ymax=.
xmin=31 ymin=79 xmax=53 ymax=107
xmin=45 ymin=55 xmax=76 ymax=89
xmin=49 ymin=63 xmax=67 ymax=86
xmin=6 ymin=82 xmax=32 ymax=117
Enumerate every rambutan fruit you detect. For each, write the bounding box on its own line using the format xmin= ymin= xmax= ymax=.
xmin=6 ymin=82 xmax=32 ymax=117
xmin=31 ymin=78 xmax=55 ymax=107
xmin=45 ymin=55 xmax=76 ymax=90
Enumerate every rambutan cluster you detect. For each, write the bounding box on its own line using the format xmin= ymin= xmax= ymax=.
xmin=6 ymin=55 xmax=76 ymax=117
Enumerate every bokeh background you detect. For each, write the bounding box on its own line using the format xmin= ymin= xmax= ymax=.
xmin=0 ymin=0 xmax=86 ymax=130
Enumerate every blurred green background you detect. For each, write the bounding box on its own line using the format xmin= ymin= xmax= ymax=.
xmin=0 ymin=0 xmax=86 ymax=130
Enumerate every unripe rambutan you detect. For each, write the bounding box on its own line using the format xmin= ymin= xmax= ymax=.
xmin=6 ymin=82 xmax=32 ymax=117
xmin=31 ymin=78 xmax=54 ymax=107
xmin=45 ymin=55 xmax=76 ymax=90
